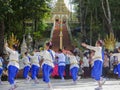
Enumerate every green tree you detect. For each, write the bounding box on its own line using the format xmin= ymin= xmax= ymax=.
xmin=0 ymin=0 xmax=53 ymax=53
xmin=71 ymin=0 xmax=120 ymax=44
xmin=0 ymin=0 xmax=13 ymax=55
xmin=5 ymin=0 xmax=51 ymax=35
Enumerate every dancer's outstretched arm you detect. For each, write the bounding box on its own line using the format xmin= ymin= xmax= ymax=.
xmin=81 ymin=43 xmax=98 ymax=51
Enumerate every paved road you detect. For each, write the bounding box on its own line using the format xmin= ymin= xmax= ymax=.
xmin=0 ymin=78 xmax=120 ymax=90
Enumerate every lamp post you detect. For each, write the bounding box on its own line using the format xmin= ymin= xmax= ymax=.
xmin=59 ymin=15 xmax=63 ymax=49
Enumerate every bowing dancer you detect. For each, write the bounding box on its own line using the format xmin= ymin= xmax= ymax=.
xmin=40 ymin=42 xmax=55 ymax=89
xmin=56 ymin=49 xmax=66 ymax=81
xmin=22 ymin=52 xmax=31 ymax=83
xmin=81 ymin=40 xmax=106 ymax=90
xmin=66 ymin=51 xmax=80 ymax=84
xmin=112 ymin=47 xmax=120 ymax=79
xmin=5 ymin=44 xmax=19 ymax=90
xmin=30 ymin=51 xmax=40 ymax=84
xmin=0 ymin=55 xmax=4 ymax=85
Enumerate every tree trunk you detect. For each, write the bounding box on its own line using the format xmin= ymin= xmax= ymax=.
xmin=101 ymin=0 xmax=113 ymax=34
xmin=33 ymin=19 xmax=37 ymax=49
xmin=79 ymin=0 xmax=88 ymax=43
xmin=0 ymin=20 xmax=5 ymax=56
xmin=90 ymin=12 xmax=93 ymax=45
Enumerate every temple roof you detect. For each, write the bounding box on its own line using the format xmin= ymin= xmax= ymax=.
xmin=52 ymin=0 xmax=70 ymax=15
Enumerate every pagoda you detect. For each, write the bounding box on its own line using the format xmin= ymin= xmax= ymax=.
xmin=52 ymin=0 xmax=70 ymax=21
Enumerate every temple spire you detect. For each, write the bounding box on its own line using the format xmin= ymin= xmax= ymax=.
xmin=52 ymin=0 xmax=70 ymax=15
xmin=57 ymin=0 xmax=64 ymax=3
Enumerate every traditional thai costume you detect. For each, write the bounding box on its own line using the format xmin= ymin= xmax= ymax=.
xmin=0 ymin=57 xmax=3 ymax=84
xmin=67 ymin=54 xmax=79 ymax=82
xmin=40 ymin=49 xmax=55 ymax=83
xmin=6 ymin=47 xmax=19 ymax=89
xmin=56 ymin=53 xmax=66 ymax=80
xmin=22 ymin=55 xmax=31 ymax=81
xmin=86 ymin=45 xmax=103 ymax=81
xmin=30 ymin=52 xmax=40 ymax=83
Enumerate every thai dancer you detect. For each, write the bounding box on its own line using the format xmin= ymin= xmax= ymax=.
xmin=56 ymin=49 xmax=66 ymax=81
xmin=40 ymin=42 xmax=55 ymax=89
xmin=82 ymin=40 xmax=106 ymax=90
xmin=30 ymin=51 xmax=40 ymax=84
xmin=5 ymin=44 xmax=19 ymax=90
xmin=66 ymin=51 xmax=80 ymax=84
xmin=0 ymin=55 xmax=4 ymax=85
xmin=22 ymin=52 xmax=31 ymax=83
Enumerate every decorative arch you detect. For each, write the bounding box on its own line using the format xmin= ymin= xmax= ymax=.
xmin=55 ymin=15 xmax=60 ymax=22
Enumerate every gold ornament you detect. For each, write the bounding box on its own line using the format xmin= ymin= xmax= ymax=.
xmin=104 ymin=33 xmax=116 ymax=51
xmin=8 ymin=33 xmax=20 ymax=49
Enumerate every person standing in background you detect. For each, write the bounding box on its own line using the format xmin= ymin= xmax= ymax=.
xmin=82 ymin=53 xmax=90 ymax=78
xmin=64 ymin=53 xmax=70 ymax=79
xmin=73 ymin=46 xmax=80 ymax=56
xmin=109 ymin=51 xmax=115 ymax=72
xmin=102 ymin=54 xmax=110 ymax=79
xmin=74 ymin=52 xmax=81 ymax=76
xmin=62 ymin=47 xmax=71 ymax=79
xmin=112 ymin=47 xmax=120 ymax=79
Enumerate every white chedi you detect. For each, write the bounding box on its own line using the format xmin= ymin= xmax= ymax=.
xmin=21 ymin=36 xmax=28 ymax=55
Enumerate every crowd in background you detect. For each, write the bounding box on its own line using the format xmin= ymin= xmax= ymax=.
xmin=50 ymin=46 xmax=120 ymax=80
xmin=71 ymin=47 xmax=120 ymax=79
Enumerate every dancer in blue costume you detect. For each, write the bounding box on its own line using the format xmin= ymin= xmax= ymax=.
xmin=40 ymin=42 xmax=55 ymax=89
xmin=56 ymin=49 xmax=66 ymax=81
xmin=0 ymin=55 xmax=4 ymax=85
xmin=112 ymin=47 xmax=120 ymax=79
xmin=30 ymin=51 xmax=40 ymax=84
xmin=5 ymin=43 xmax=19 ymax=90
xmin=22 ymin=52 xmax=31 ymax=83
xmin=66 ymin=51 xmax=80 ymax=84
xmin=82 ymin=40 xmax=106 ymax=90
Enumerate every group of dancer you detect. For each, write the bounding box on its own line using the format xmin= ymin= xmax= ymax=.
xmin=2 ymin=42 xmax=56 ymax=90
xmin=0 ymin=41 xmax=80 ymax=90
xmin=0 ymin=39 xmax=120 ymax=90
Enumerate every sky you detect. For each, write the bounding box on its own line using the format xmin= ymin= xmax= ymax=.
xmin=64 ymin=0 xmax=70 ymax=7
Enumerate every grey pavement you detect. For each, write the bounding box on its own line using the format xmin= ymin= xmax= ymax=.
xmin=0 ymin=78 xmax=120 ymax=90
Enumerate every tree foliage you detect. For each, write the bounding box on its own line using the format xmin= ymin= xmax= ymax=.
xmin=0 ymin=0 xmax=52 ymax=53
xmin=71 ymin=0 xmax=120 ymax=44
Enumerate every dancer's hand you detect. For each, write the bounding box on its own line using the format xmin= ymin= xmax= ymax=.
xmin=4 ymin=42 xmax=8 ymax=47
xmin=81 ymin=43 xmax=87 ymax=48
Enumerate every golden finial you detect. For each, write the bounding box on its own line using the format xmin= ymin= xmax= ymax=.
xmin=8 ymin=33 xmax=20 ymax=49
xmin=104 ymin=33 xmax=116 ymax=51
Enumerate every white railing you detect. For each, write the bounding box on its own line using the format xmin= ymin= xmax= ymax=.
xmin=50 ymin=21 xmax=55 ymax=39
